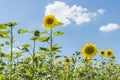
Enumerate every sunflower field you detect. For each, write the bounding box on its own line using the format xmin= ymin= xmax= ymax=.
xmin=0 ymin=15 xmax=120 ymax=80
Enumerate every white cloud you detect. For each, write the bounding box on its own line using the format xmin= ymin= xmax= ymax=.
xmin=100 ymin=23 xmax=120 ymax=32
xmin=45 ymin=1 xmax=105 ymax=26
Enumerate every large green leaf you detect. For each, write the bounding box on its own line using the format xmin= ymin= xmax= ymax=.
xmin=39 ymin=47 xmax=49 ymax=52
xmin=53 ymin=31 xmax=64 ymax=36
xmin=18 ymin=28 xmax=28 ymax=34
xmin=55 ymin=21 xmax=64 ymax=26
xmin=5 ymin=41 xmax=10 ymax=45
xmin=38 ymin=37 xmax=49 ymax=42
xmin=0 ymin=30 xmax=9 ymax=34
xmin=0 ymin=44 xmax=4 ymax=47
xmin=40 ymin=30 xmax=48 ymax=34
xmin=25 ymin=69 xmax=32 ymax=77
xmin=0 ymin=34 xmax=9 ymax=38
xmin=0 ymin=24 xmax=7 ymax=29
xmin=0 ymin=73 xmax=4 ymax=79
xmin=30 ymin=36 xmax=39 ymax=40
xmin=22 ymin=44 xmax=30 ymax=48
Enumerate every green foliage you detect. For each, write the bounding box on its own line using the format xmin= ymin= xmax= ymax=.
xmin=0 ymin=21 xmax=120 ymax=80
xmin=18 ymin=28 xmax=28 ymax=34
xmin=53 ymin=31 xmax=64 ymax=36
xmin=38 ymin=37 xmax=49 ymax=42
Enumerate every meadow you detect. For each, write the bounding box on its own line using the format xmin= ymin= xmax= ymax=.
xmin=0 ymin=15 xmax=120 ymax=80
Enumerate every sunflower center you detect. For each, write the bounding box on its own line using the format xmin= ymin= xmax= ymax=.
xmin=66 ymin=59 xmax=70 ymax=62
xmin=85 ymin=46 xmax=94 ymax=54
xmin=107 ymin=52 xmax=111 ymax=55
xmin=47 ymin=18 xmax=54 ymax=24
xmin=101 ymin=51 xmax=104 ymax=54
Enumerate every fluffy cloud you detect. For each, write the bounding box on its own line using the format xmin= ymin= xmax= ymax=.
xmin=45 ymin=1 xmax=105 ymax=26
xmin=100 ymin=23 xmax=120 ymax=32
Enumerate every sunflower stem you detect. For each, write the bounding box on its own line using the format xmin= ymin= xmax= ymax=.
xmin=50 ymin=28 xmax=53 ymax=79
xmin=10 ymin=26 xmax=13 ymax=80
xmin=32 ymin=40 xmax=36 ymax=80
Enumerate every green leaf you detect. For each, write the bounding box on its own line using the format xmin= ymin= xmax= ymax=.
xmin=30 ymin=36 xmax=39 ymax=40
xmin=53 ymin=31 xmax=64 ymax=36
xmin=0 ymin=34 xmax=9 ymax=38
xmin=0 ymin=73 xmax=4 ymax=79
xmin=38 ymin=37 xmax=49 ymax=42
xmin=39 ymin=47 xmax=49 ymax=52
xmin=23 ymin=44 xmax=30 ymax=48
xmin=5 ymin=41 xmax=10 ymax=45
xmin=0 ymin=44 xmax=4 ymax=47
xmin=25 ymin=69 xmax=32 ymax=77
xmin=16 ymin=53 xmax=22 ymax=58
xmin=0 ymin=30 xmax=9 ymax=34
xmin=40 ymin=30 xmax=48 ymax=34
xmin=0 ymin=24 xmax=7 ymax=29
xmin=18 ymin=28 xmax=28 ymax=34
xmin=55 ymin=22 xmax=64 ymax=26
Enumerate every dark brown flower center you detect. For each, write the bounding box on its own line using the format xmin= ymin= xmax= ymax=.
xmin=66 ymin=59 xmax=70 ymax=62
xmin=101 ymin=51 xmax=104 ymax=55
xmin=107 ymin=52 xmax=111 ymax=55
xmin=85 ymin=46 xmax=94 ymax=54
xmin=47 ymin=18 xmax=54 ymax=24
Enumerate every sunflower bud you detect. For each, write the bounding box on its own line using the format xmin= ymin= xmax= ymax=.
xmin=34 ymin=30 xmax=40 ymax=36
xmin=8 ymin=22 xmax=18 ymax=27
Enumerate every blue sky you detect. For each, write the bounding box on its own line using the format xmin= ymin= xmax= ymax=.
xmin=0 ymin=0 xmax=120 ymax=63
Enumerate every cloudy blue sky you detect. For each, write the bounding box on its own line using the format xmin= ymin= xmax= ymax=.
xmin=0 ymin=0 xmax=120 ymax=63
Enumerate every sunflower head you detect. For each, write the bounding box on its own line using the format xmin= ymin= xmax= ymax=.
xmin=33 ymin=55 xmax=40 ymax=62
xmin=64 ymin=66 xmax=68 ymax=70
xmin=43 ymin=14 xmax=57 ymax=29
xmin=109 ymin=62 xmax=114 ymax=67
xmin=100 ymin=50 xmax=105 ymax=56
xmin=117 ymin=66 xmax=120 ymax=71
xmin=55 ymin=60 xmax=62 ymax=67
xmin=105 ymin=50 xmax=114 ymax=58
xmin=81 ymin=43 xmax=97 ymax=59
xmin=64 ymin=58 xmax=70 ymax=65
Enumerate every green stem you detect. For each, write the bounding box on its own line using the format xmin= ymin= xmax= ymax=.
xmin=32 ymin=40 xmax=36 ymax=80
xmin=50 ymin=29 xmax=53 ymax=79
xmin=10 ymin=26 xmax=13 ymax=80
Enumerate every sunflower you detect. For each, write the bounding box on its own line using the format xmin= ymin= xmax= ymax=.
xmin=33 ymin=55 xmax=40 ymax=62
xmin=100 ymin=50 xmax=105 ymax=56
xmin=81 ymin=43 xmax=97 ymax=59
xmin=109 ymin=62 xmax=114 ymax=67
xmin=43 ymin=14 xmax=57 ymax=29
xmin=55 ymin=60 xmax=62 ymax=66
xmin=117 ymin=66 xmax=120 ymax=71
xmin=64 ymin=58 xmax=70 ymax=65
xmin=64 ymin=66 xmax=68 ymax=70
xmin=105 ymin=50 xmax=114 ymax=58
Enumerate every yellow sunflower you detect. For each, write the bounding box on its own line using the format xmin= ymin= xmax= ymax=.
xmin=33 ymin=55 xmax=40 ymax=62
xmin=105 ymin=50 xmax=114 ymax=58
xmin=109 ymin=62 xmax=114 ymax=67
xmin=100 ymin=50 xmax=105 ymax=56
xmin=64 ymin=66 xmax=68 ymax=70
xmin=81 ymin=43 xmax=97 ymax=59
xmin=117 ymin=66 xmax=120 ymax=71
xmin=64 ymin=58 xmax=70 ymax=65
xmin=55 ymin=60 xmax=62 ymax=67
xmin=43 ymin=14 xmax=57 ymax=29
